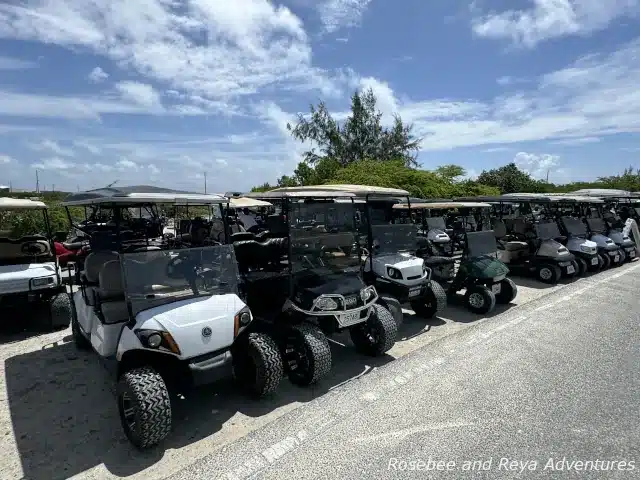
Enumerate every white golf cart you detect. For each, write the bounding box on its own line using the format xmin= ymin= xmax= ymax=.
xmin=62 ymin=187 xmax=283 ymax=449
xmin=0 ymin=197 xmax=70 ymax=330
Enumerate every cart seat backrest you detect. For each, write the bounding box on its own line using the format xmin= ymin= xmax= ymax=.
xmin=586 ymin=217 xmax=607 ymax=233
xmin=492 ymin=220 xmax=507 ymax=238
xmin=83 ymin=251 xmax=119 ymax=283
xmin=266 ymin=214 xmax=287 ymax=235
xmin=98 ymin=259 xmax=124 ymax=299
xmin=509 ymin=218 xmax=528 ymax=234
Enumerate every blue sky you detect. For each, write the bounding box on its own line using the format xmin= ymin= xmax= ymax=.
xmin=0 ymin=0 xmax=639 ymax=193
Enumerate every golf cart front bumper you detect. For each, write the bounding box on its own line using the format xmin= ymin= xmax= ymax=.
xmin=187 ymin=349 xmax=234 ymax=387
xmin=291 ymin=286 xmax=378 ymax=328
xmin=599 ymin=246 xmax=622 ymax=263
xmin=573 ymin=251 xmax=600 ymax=267
xmin=536 ymin=255 xmax=576 ymax=275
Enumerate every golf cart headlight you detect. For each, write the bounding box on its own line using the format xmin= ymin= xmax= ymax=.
xmin=30 ymin=276 xmax=55 ymax=288
xmin=580 ymin=245 xmax=595 ymax=254
xmin=234 ymin=307 xmax=252 ymax=336
xmin=315 ymin=297 xmax=338 ymax=311
xmin=135 ymin=329 xmax=181 ymax=355
xmin=387 ymin=267 xmax=401 ymax=279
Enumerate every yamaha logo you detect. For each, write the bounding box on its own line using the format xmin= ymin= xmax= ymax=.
xmin=202 ymin=327 xmax=212 ymax=338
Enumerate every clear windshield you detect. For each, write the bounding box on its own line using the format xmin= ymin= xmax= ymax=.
xmin=371 ymin=224 xmax=418 ymax=254
xmin=0 ymin=209 xmax=49 ymax=239
xmin=289 ymin=201 xmax=360 ymax=274
xmin=466 ymin=231 xmax=498 ymax=258
xmin=120 ymin=245 xmax=239 ymax=317
xmin=535 ymin=222 xmax=561 ymax=240
xmin=425 ymin=217 xmax=446 ymax=230
xmin=561 ymin=216 xmax=587 ymax=236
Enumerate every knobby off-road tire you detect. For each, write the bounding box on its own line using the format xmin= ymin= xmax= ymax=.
xmin=350 ymin=304 xmax=397 ymax=356
xmin=495 ymin=278 xmax=518 ymax=304
xmin=117 ymin=367 xmax=172 ymax=449
xmin=599 ymin=253 xmax=611 ymax=270
xmin=234 ymin=332 xmax=283 ymax=397
xmin=70 ymin=299 xmax=91 ymax=350
xmin=285 ymin=323 xmax=332 ymax=386
xmin=464 ymin=285 xmax=496 ymax=314
xmin=410 ymin=281 xmax=447 ymax=319
xmin=49 ymin=293 xmax=72 ymax=330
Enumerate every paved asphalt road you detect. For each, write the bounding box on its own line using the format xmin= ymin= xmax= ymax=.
xmin=169 ymin=262 xmax=640 ymax=480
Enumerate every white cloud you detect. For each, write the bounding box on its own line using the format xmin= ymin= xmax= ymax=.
xmin=483 ymin=147 xmax=512 ymax=152
xmin=115 ymin=81 xmax=162 ymax=108
xmin=513 ymin=151 xmax=561 ymax=179
xmin=0 ymin=55 xmax=36 ymax=69
xmin=30 ymin=139 xmax=74 ymax=157
xmin=32 ymin=157 xmax=74 ymax=170
xmin=116 ymin=158 xmax=138 ymax=170
xmin=472 ymin=0 xmax=640 ymax=48
xmin=552 ymin=136 xmax=601 ymax=145
xmin=0 ymin=154 xmax=13 ymax=163
xmin=73 ymin=139 xmax=101 ymax=154
xmin=319 ymin=0 xmax=372 ymax=33
xmin=88 ymin=66 xmax=108 ymax=83
xmin=0 ymin=0 xmax=348 ymax=106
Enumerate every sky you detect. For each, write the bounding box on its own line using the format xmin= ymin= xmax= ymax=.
xmin=0 ymin=0 xmax=639 ymax=193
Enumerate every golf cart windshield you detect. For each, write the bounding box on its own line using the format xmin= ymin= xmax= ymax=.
xmin=465 ymin=231 xmax=498 ymax=258
xmin=561 ymin=216 xmax=588 ymax=236
xmin=371 ymin=224 xmax=418 ymax=253
xmin=535 ymin=222 xmax=561 ymax=240
xmin=120 ymin=245 xmax=239 ymax=317
xmin=425 ymin=217 xmax=447 ymax=230
xmin=288 ymin=201 xmax=360 ymax=274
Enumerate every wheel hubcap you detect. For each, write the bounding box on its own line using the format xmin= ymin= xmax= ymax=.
xmin=539 ymin=268 xmax=552 ymax=280
xmin=285 ymin=337 xmax=309 ymax=374
xmin=468 ymin=293 xmax=484 ymax=308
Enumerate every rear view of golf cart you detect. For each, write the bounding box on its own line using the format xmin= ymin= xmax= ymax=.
xmin=63 ymin=187 xmax=283 ymax=449
xmin=0 ymin=197 xmax=70 ymax=330
xmin=239 ymin=188 xmax=397 ymax=386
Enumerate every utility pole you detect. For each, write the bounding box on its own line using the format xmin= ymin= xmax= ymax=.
xmin=546 ymin=169 xmax=550 ymax=183
xmin=204 ymin=172 xmax=207 ymax=194
xmin=35 ymin=169 xmax=39 ymax=193
xmin=52 ymin=184 xmax=55 ymax=192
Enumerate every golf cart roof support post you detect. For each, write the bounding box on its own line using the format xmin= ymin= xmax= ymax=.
xmin=284 ymin=198 xmax=294 ymax=300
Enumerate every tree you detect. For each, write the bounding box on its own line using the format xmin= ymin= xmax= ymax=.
xmin=287 ymin=88 xmax=420 ymax=168
xmin=435 ymin=164 xmax=466 ymax=182
xmin=476 ymin=163 xmax=543 ymax=194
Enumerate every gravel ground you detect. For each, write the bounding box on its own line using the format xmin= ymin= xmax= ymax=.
xmin=0 ymin=268 xmax=610 ymax=480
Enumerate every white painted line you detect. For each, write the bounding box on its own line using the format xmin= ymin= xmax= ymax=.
xmin=350 ymin=421 xmax=475 ymax=444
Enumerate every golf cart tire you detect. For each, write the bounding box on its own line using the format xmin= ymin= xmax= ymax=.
xmin=536 ymin=264 xmax=562 ymax=284
xmin=285 ymin=323 xmax=332 ymax=387
xmin=564 ymin=260 xmax=580 ymax=278
xmin=464 ymin=285 xmax=496 ymax=314
xmin=616 ymin=249 xmax=626 ymax=265
xmin=234 ymin=332 xmax=283 ymax=397
xmin=377 ymin=296 xmax=403 ymax=328
xmin=70 ymin=300 xmax=91 ymax=350
xmin=49 ymin=293 xmax=72 ymax=330
xmin=410 ymin=281 xmax=447 ymax=319
xmin=599 ymin=253 xmax=611 ymax=270
xmin=574 ymin=257 xmax=588 ymax=276
xmin=495 ymin=278 xmax=518 ymax=304
xmin=350 ymin=304 xmax=397 ymax=356
xmin=117 ymin=367 xmax=172 ymax=450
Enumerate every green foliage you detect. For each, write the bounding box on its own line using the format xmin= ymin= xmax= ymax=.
xmin=287 ymin=88 xmax=420 ymax=168
xmin=475 ymin=163 xmax=547 ymax=194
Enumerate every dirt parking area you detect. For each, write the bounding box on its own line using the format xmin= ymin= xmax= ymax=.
xmin=0 ymin=276 xmax=568 ymax=480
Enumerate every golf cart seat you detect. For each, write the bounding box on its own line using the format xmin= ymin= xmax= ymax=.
xmin=493 ymin=220 xmax=528 ymax=251
xmin=82 ymin=251 xmax=119 ymax=306
xmin=230 ymin=232 xmax=256 ymax=242
xmin=98 ymin=259 xmax=129 ymax=324
xmin=423 ymin=256 xmax=455 ymax=266
xmin=266 ymin=215 xmax=287 ymax=236
xmin=233 ymin=237 xmax=288 ymax=272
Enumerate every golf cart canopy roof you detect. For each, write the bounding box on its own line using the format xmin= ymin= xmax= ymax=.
xmin=454 ymin=195 xmax=527 ymax=204
xmin=62 ymin=186 xmax=228 ymax=206
xmin=545 ymin=194 xmax=605 ymax=204
xmin=0 ymin=197 xmax=48 ymax=210
xmin=269 ymin=184 xmax=410 ymax=197
xmin=246 ymin=189 xmax=356 ymax=199
xmin=570 ymin=188 xmax=633 ymax=198
xmin=228 ymin=196 xmax=272 ymax=208
xmin=393 ymin=201 xmax=492 ymax=209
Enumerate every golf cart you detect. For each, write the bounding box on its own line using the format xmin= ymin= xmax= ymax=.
xmin=224 ymin=193 xmax=273 ymax=235
xmin=568 ymin=190 xmax=637 ymax=263
xmin=0 ymin=197 xmax=71 ymax=330
xmin=239 ymin=188 xmax=396 ymax=386
xmin=409 ymin=201 xmax=516 ymax=314
xmin=275 ymin=185 xmax=448 ymax=323
xmin=471 ymin=195 xmax=578 ymax=284
xmin=62 ymin=187 xmax=283 ymax=449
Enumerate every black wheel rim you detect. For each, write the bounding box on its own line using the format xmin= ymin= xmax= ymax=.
xmin=361 ymin=319 xmax=381 ymax=346
xmin=120 ymin=392 xmax=137 ymax=434
xmin=285 ymin=335 xmax=309 ymax=379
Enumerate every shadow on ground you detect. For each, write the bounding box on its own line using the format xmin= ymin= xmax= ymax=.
xmin=4 ymin=331 xmax=395 ymax=480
